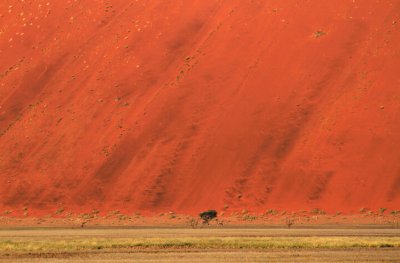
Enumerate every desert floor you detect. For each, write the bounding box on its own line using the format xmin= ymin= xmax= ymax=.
xmin=0 ymin=227 xmax=399 ymax=262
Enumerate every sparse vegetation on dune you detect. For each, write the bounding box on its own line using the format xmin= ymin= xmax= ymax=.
xmin=1 ymin=206 xmax=399 ymax=228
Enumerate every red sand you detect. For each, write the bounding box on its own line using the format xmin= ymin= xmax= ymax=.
xmin=0 ymin=1 xmax=399 ymax=217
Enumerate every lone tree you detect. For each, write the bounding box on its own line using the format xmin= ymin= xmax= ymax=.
xmin=199 ymin=210 xmax=217 ymax=224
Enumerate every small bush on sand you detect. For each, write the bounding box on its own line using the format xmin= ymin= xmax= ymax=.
xmin=379 ymin=208 xmax=387 ymax=214
xmin=54 ymin=208 xmax=65 ymax=215
xmin=285 ymin=217 xmax=295 ymax=228
xmin=311 ymin=208 xmax=326 ymax=215
xmin=187 ymin=218 xmax=199 ymax=229
xmin=242 ymin=214 xmax=257 ymax=221
xmin=266 ymin=209 xmax=278 ymax=215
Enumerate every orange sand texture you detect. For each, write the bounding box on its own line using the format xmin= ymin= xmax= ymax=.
xmin=0 ymin=0 xmax=399 ymax=217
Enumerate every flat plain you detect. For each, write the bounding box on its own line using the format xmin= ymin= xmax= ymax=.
xmin=0 ymin=227 xmax=399 ymax=262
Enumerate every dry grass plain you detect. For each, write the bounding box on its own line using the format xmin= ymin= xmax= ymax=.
xmin=0 ymin=227 xmax=399 ymax=262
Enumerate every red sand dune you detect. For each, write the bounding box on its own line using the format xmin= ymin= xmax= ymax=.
xmin=0 ymin=0 xmax=399 ymax=216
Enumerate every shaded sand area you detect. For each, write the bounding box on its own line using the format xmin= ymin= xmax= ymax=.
xmin=0 ymin=227 xmax=399 ymax=262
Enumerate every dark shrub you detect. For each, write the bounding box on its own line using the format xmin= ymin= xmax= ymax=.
xmin=199 ymin=210 xmax=217 ymax=224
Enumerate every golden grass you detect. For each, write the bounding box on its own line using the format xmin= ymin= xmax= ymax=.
xmin=1 ymin=236 xmax=399 ymax=253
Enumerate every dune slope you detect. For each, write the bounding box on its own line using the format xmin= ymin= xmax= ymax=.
xmin=1 ymin=0 xmax=400 ymax=215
